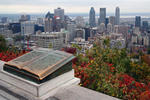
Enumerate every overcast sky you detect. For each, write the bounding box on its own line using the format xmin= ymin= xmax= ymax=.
xmin=0 ymin=0 xmax=150 ymax=14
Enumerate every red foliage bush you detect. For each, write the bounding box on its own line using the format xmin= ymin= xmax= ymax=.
xmin=0 ymin=50 xmax=29 ymax=62
xmin=74 ymin=60 xmax=150 ymax=99
xmin=61 ymin=47 xmax=76 ymax=54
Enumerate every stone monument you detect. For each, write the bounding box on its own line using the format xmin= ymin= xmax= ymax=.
xmin=0 ymin=48 xmax=80 ymax=100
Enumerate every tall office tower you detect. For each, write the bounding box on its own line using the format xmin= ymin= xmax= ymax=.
xmin=44 ymin=12 xmax=54 ymax=32
xmin=53 ymin=16 xmax=61 ymax=32
xmin=67 ymin=22 xmax=76 ymax=42
xmin=84 ymin=27 xmax=91 ymax=41
xmin=105 ymin=18 xmax=109 ymax=27
xmin=135 ymin=16 xmax=141 ymax=28
xmin=89 ymin=7 xmax=96 ymax=27
xmin=109 ymin=16 xmax=116 ymax=26
xmin=142 ymin=21 xmax=149 ymax=32
xmin=115 ymin=7 xmax=120 ymax=25
xmin=21 ymin=21 xmax=35 ymax=35
xmin=9 ymin=23 xmax=21 ymax=33
xmin=54 ymin=7 xmax=64 ymax=21
xmin=99 ymin=8 xmax=106 ymax=25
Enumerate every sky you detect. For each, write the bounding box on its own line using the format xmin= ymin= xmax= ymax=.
xmin=0 ymin=0 xmax=150 ymax=14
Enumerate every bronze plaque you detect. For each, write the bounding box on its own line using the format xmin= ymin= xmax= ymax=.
xmin=4 ymin=49 xmax=74 ymax=81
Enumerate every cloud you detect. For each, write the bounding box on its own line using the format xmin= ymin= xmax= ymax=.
xmin=0 ymin=0 xmax=149 ymax=13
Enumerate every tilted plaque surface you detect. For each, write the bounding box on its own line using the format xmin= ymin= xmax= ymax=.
xmin=3 ymin=49 xmax=75 ymax=84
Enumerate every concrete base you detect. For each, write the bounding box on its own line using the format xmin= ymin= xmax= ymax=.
xmin=0 ymin=69 xmax=80 ymax=100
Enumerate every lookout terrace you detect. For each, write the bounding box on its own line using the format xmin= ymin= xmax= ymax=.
xmin=0 ymin=48 xmax=118 ymax=100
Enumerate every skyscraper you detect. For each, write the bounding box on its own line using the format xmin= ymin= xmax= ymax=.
xmin=99 ymin=8 xmax=106 ymax=25
xmin=67 ymin=22 xmax=76 ymax=42
xmin=142 ymin=21 xmax=149 ymax=32
xmin=109 ymin=16 xmax=116 ymax=27
xmin=53 ymin=16 xmax=61 ymax=32
xmin=109 ymin=16 xmax=116 ymax=32
xmin=54 ymin=7 xmax=64 ymax=21
xmin=89 ymin=7 xmax=96 ymax=27
xmin=44 ymin=12 xmax=54 ymax=32
xmin=105 ymin=18 xmax=109 ymax=27
xmin=115 ymin=7 xmax=120 ymax=25
xmin=21 ymin=21 xmax=35 ymax=35
xmin=135 ymin=16 xmax=141 ymax=28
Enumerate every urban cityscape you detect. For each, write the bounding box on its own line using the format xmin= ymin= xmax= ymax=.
xmin=1 ymin=0 xmax=150 ymax=100
xmin=1 ymin=7 xmax=150 ymax=53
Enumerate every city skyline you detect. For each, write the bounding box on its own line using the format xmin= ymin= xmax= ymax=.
xmin=0 ymin=0 xmax=150 ymax=14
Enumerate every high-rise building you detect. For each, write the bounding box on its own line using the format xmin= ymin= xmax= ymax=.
xmin=53 ymin=16 xmax=62 ymax=32
xmin=9 ymin=23 xmax=21 ymax=33
xmin=21 ymin=21 xmax=35 ymax=35
xmin=115 ymin=7 xmax=120 ymax=25
xmin=105 ymin=18 xmax=109 ymax=27
xmin=135 ymin=16 xmax=141 ymax=28
xmin=109 ymin=16 xmax=116 ymax=27
xmin=67 ymin=22 xmax=76 ymax=42
xmin=31 ymin=31 xmax=66 ymax=49
xmin=84 ymin=27 xmax=91 ymax=41
xmin=44 ymin=12 xmax=54 ymax=32
xmin=142 ymin=21 xmax=149 ymax=32
xmin=54 ymin=7 xmax=64 ymax=21
xmin=99 ymin=8 xmax=106 ymax=25
xmin=89 ymin=7 xmax=96 ymax=27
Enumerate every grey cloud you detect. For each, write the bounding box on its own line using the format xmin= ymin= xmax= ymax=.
xmin=0 ymin=0 xmax=150 ymax=13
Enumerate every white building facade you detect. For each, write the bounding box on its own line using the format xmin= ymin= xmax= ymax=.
xmin=21 ymin=21 xmax=35 ymax=35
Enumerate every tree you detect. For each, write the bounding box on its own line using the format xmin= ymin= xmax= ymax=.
xmin=0 ymin=35 xmax=7 ymax=52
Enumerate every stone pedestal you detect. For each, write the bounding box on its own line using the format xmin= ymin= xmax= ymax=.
xmin=0 ymin=68 xmax=80 ymax=100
